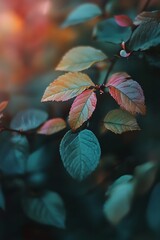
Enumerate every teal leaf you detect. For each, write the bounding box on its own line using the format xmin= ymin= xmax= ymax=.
xmin=93 ymin=18 xmax=132 ymax=44
xmin=104 ymin=180 xmax=135 ymax=224
xmin=26 ymin=145 xmax=53 ymax=187
xmin=27 ymin=145 xmax=52 ymax=173
xmin=128 ymin=14 xmax=160 ymax=51
xmin=62 ymin=3 xmax=102 ymax=28
xmin=0 ymin=135 xmax=29 ymax=175
xmin=60 ymin=130 xmax=101 ymax=181
xmin=134 ymin=162 xmax=157 ymax=195
xmin=22 ymin=191 xmax=66 ymax=228
xmin=106 ymin=175 xmax=133 ymax=196
xmin=10 ymin=108 xmax=48 ymax=131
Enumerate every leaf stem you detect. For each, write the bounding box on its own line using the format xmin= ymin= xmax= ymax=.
xmin=0 ymin=126 xmax=30 ymax=135
xmin=103 ymin=56 xmax=118 ymax=85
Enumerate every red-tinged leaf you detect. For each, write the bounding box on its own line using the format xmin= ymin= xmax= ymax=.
xmin=42 ymin=72 xmax=95 ymax=102
xmin=106 ymin=72 xmax=146 ymax=115
xmin=69 ymin=89 xmax=97 ymax=130
xmin=0 ymin=101 xmax=8 ymax=112
xmin=37 ymin=118 xmax=66 ymax=135
xmin=115 ymin=15 xmax=133 ymax=27
xmin=104 ymin=109 xmax=140 ymax=134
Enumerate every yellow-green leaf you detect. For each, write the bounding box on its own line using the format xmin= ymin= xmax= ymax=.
xmin=104 ymin=109 xmax=140 ymax=134
xmin=56 ymin=46 xmax=107 ymax=72
xmin=41 ymin=72 xmax=95 ymax=102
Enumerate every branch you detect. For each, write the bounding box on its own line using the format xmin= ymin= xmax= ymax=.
xmin=103 ymin=56 xmax=118 ymax=85
xmin=139 ymin=0 xmax=151 ymax=13
xmin=0 ymin=126 xmax=33 ymax=135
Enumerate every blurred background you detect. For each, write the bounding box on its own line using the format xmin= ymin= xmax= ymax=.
xmin=1 ymin=0 xmax=160 ymax=239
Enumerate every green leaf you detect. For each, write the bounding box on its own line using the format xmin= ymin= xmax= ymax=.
xmin=60 ymin=130 xmax=101 ymax=181
xmin=56 ymin=46 xmax=107 ymax=72
xmin=10 ymin=108 xmax=48 ymax=131
xmin=22 ymin=191 xmax=66 ymax=228
xmin=93 ymin=18 xmax=132 ymax=44
xmin=62 ymin=3 xmax=102 ymax=28
xmin=104 ymin=180 xmax=135 ymax=224
xmin=104 ymin=109 xmax=140 ymax=134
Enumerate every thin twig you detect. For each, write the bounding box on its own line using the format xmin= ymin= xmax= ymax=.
xmin=103 ymin=56 xmax=118 ymax=85
xmin=0 ymin=126 xmax=33 ymax=135
xmin=139 ymin=0 xmax=151 ymax=13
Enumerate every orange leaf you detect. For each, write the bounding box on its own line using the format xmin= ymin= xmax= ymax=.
xmin=37 ymin=118 xmax=66 ymax=135
xmin=0 ymin=101 xmax=8 ymax=112
xmin=42 ymin=72 xmax=95 ymax=102
xmin=69 ymin=89 xmax=97 ymax=130
xmin=106 ymin=72 xmax=146 ymax=115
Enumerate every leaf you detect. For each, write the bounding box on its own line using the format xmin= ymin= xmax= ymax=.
xmin=69 ymin=89 xmax=97 ymax=130
xmin=42 ymin=72 xmax=95 ymax=102
xmin=93 ymin=18 xmax=132 ymax=44
xmin=134 ymin=162 xmax=157 ymax=195
xmin=22 ymin=191 xmax=66 ymax=228
xmin=104 ymin=109 xmax=140 ymax=134
xmin=103 ymin=181 xmax=135 ymax=225
xmin=114 ymin=15 xmax=133 ymax=27
xmin=106 ymin=72 xmax=146 ymax=115
xmin=37 ymin=118 xmax=66 ymax=135
xmin=146 ymin=183 xmax=160 ymax=233
xmin=61 ymin=3 xmax=102 ymax=28
xmin=56 ymin=46 xmax=107 ymax=72
xmin=133 ymin=10 xmax=160 ymax=26
xmin=129 ymin=11 xmax=160 ymax=51
xmin=0 ymin=101 xmax=8 ymax=112
xmin=27 ymin=145 xmax=53 ymax=173
xmin=10 ymin=108 xmax=48 ymax=131
xmin=60 ymin=130 xmax=101 ymax=181
xmin=0 ymin=135 xmax=29 ymax=175
xmin=106 ymin=175 xmax=133 ymax=196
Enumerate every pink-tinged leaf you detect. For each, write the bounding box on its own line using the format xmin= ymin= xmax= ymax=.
xmin=106 ymin=72 xmax=146 ymax=115
xmin=0 ymin=101 xmax=8 ymax=112
xmin=115 ymin=15 xmax=133 ymax=27
xmin=37 ymin=118 xmax=66 ymax=135
xmin=42 ymin=72 xmax=95 ymax=102
xmin=69 ymin=89 xmax=97 ymax=130
xmin=104 ymin=109 xmax=140 ymax=134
